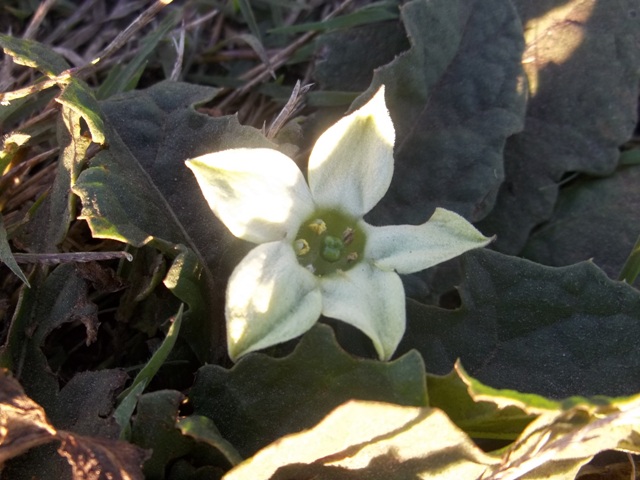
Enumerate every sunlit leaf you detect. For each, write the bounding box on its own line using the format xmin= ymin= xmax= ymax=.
xmin=0 ymin=33 xmax=69 ymax=76
xmin=225 ymin=400 xmax=498 ymax=480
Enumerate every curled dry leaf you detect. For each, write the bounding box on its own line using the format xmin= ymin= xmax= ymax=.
xmin=0 ymin=370 xmax=148 ymax=479
xmin=0 ymin=369 xmax=57 ymax=465
xmin=57 ymin=432 xmax=149 ymax=480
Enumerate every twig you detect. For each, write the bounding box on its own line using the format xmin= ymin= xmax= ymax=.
xmin=266 ymin=80 xmax=313 ymax=139
xmin=12 ymin=251 xmax=133 ymax=264
xmin=22 ymin=0 xmax=58 ymax=40
xmin=0 ymin=0 xmax=174 ymax=105
xmin=217 ymin=0 xmax=355 ymax=110
xmin=75 ymin=0 xmax=175 ymax=78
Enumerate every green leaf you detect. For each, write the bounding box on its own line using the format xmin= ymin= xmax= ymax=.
xmin=0 ymin=214 xmax=30 ymax=287
xmin=189 ymin=324 xmax=427 ymax=458
xmin=356 ymin=0 xmax=526 ymax=225
xmin=428 ymin=364 xmax=536 ymax=441
xmin=478 ymin=0 xmax=640 ymax=253
xmin=235 ymin=0 xmax=263 ymax=43
xmin=114 ymin=305 xmax=184 ymax=437
xmin=177 ymin=415 xmax=243 ymax=467
xmin=56 ymin=79 xmax=106 ymax=145
xmin=460 ymin=366 xmax=640 ymax=479
xmin=129 ymin=390 xmax=194 ymax=479
xmin=521 ymin=164 xmax=640 ymax=286
xmin=313 ymin=20 xmax=409 ymax=93
xmin=0 ymin=33 xmax=70 ymax=76
xmin=224 ymin=400 xmax=498 ymax=479
xmin=399 ymin=249 xmax=640 ymax=398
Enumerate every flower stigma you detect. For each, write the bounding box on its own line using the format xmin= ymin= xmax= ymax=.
xmin=293 ymin=209 xmax=365 ymax=276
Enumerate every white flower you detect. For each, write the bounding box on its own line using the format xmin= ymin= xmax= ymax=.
xmin=186 ymin=87 xmax=492 ymax=361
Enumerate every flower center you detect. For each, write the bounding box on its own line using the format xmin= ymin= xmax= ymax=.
xmin=293 ymin=209 xmax=365 ymax=276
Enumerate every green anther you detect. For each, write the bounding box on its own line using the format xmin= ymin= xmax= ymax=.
xmin=321 ymin=235 xmax=344 ymax=262
xmin=294 ymin=239 xmax=310 ymax=256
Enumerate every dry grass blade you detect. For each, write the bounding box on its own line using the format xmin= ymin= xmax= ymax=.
xmin=266 ymin=80 xmax=313 ymax=139
xmin=75 ymin=0 xmax=174 ymax=78
xmin=217 ymin=0 xmax=356 ymax=110
xmin=12 ymin=251 xmax=133 ymax=264
xmin=22 ymin=0 xmax=58 ymax=40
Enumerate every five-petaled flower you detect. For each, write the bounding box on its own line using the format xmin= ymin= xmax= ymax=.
xmin=186 ymin=87 xmax=492 ymax=361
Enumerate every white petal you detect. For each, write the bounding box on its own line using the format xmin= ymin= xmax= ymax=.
xmin=363 ymin=208 xmax=493 ymax=274
xmin=226 ymin=241 xmax=322 ymax=361
xmin=187 ymin=148 xmax=315 ymax=244
xmin=320 ymin=263 xmax=405 ymax=360
xmin=308 ymin=87 xmax=395 ymax=218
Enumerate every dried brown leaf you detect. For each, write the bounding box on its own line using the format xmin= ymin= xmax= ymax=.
xmin=57 ymin=431 xmax=149 ymax=480
xmin=0 ymin=369 xmax=57 ymax=465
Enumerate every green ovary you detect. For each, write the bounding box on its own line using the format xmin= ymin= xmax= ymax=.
xmin=293 ymin=209 xmax=365 ymax=276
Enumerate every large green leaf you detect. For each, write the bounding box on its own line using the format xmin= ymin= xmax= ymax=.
xmin=478 ymin=0 xmax=640 ymax=253
xmin=73 ymin=81 xmax=274 ymax=361
xmin=522 ymin=164 xmax=640 ymax=286
xmin=355 ymin=0 xmax=526 ymax=225
xmin=399 ymin=249 xmax=640 ymax=398
xmin=188 ymin=324 xmax=427 ymax=458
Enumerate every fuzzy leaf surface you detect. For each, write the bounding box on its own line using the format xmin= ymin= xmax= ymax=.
xmin=478 ymin=0 xmax=640 ymax=253
xmin=522 ymin=164 xmax=640 ymax=286
xmin=356 ymin=0 xmax=526 ymax=225
xmin=400 ymin=249 xmax=640 ymax=398
xmin=189 ymin=324 xmax=427 ymax=458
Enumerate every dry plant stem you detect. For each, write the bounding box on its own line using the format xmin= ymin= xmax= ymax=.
xmin=266 ymin=80 xmax=313 ymax=139
xmin=12 ymin=251 xmax=133 ymax=264
xmin=75 ymin=0 xmax=175 ymax=78
xmin=170 ymin=24 xmax=186 ymax=81
xmin=22 ymin=0 xmax=59 ymax=40
xmin=0 ymin=0 xmax=173 ymax=104
xmin=0 ymin=147 xmax=59 ymax=192
xmin=216 ymin=0 xmax=355 ymax=110
xmin=42 ymin=0 xmax=101 ymax=45
xmin=3 ymin=162 xmax=56 ymax=212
